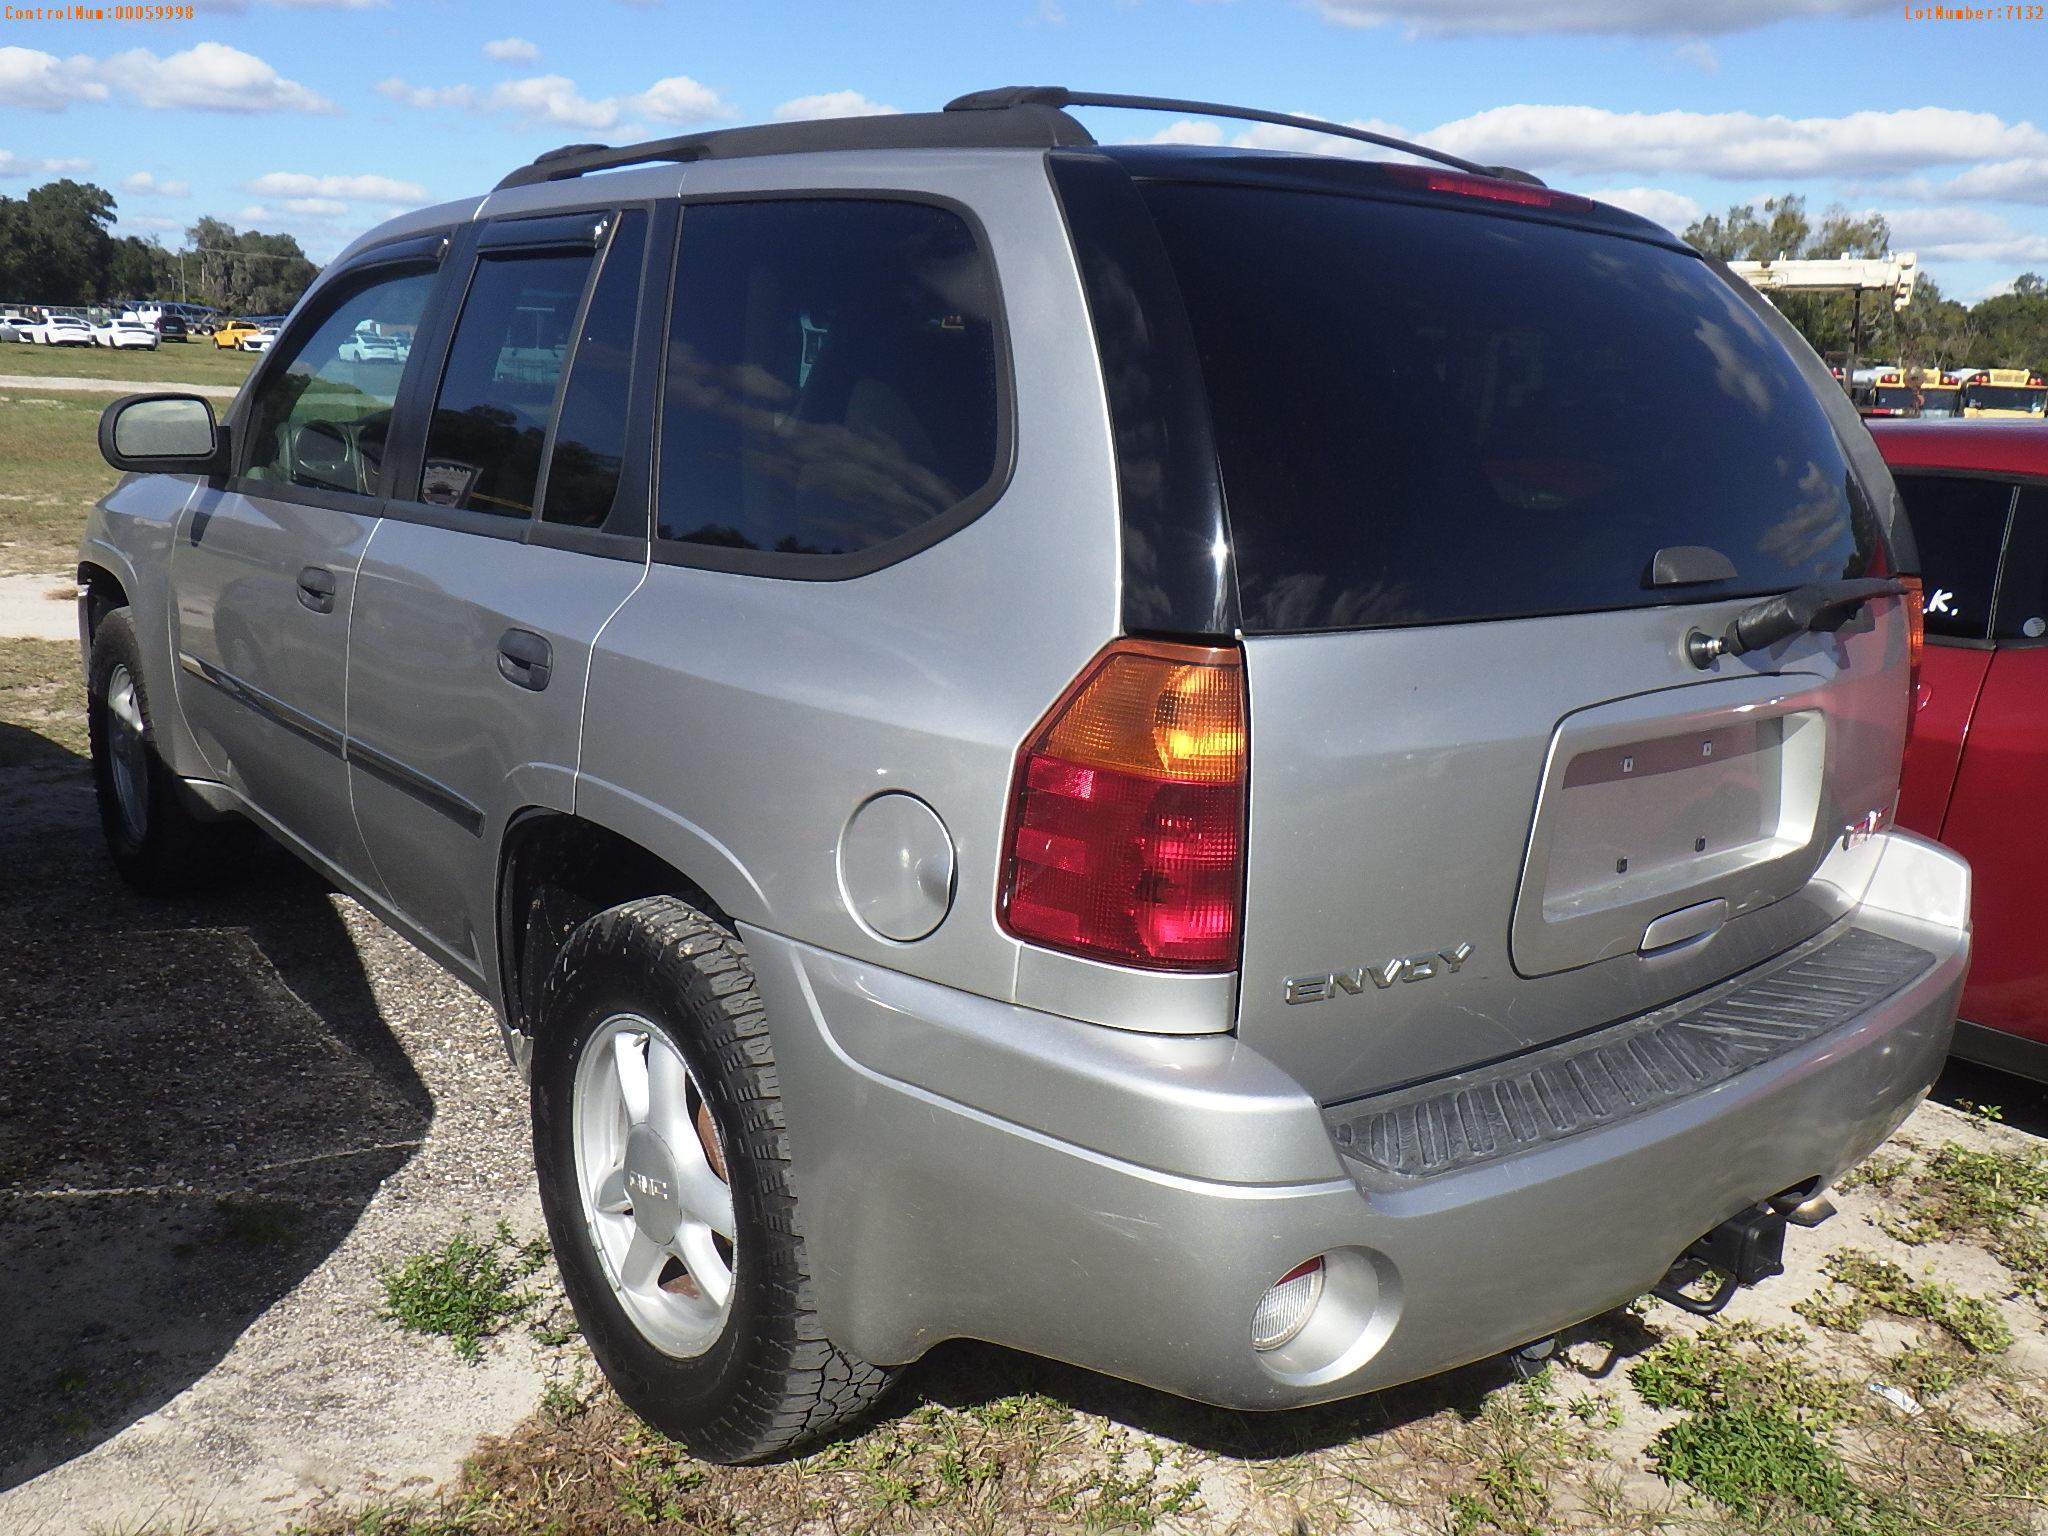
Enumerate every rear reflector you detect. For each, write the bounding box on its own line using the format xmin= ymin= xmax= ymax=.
xmin=1251 ymin=1258 xmax=1326 ymax=1351
xmin=1900 ymin=574 xmax=1925 ymax=710
xmin=1378 ymin=163 xmax=1595 ymax=215
xmin=1000 ymin=639 xmax=1246 ymax=972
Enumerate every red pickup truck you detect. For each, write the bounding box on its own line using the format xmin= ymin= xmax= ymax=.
xmin=1874 ymin=421 xmax=2048 ymax=1082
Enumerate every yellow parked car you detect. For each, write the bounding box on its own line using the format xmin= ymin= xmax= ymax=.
xmin=213 ymin=318 xmax=266 ymax=351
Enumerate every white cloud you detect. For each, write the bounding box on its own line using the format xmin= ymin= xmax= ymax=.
xmin=1584 ymin=185 xmax=1703 ymax=230
xmin=1675 ymin=39 xmax=1719 ymax=72
xmin=118 ymin=214 xmax=183 ymax=233
xmin=1425 ymin=105 xmax=2048 ymax=180
xmin=632 ymin=75 xmax=735 ymax=125
xmin=239 ymin=204 xmax=275 ymax=222
xmin=773 ymin=90 xmax=899 ymax=122
xmin=246 ymin=171 xmax=429 ymax=202
xmin=1922 ymin=159 xmax=2048 ymax=205
xmin=1316 ymin=0 xmax=1890 ymax=36
xmin=373 ymin=78 xmax=477 ymax=111
xmin=0 ymin=149 xmax=92 ymax=178
xmin=283 ymin=196 xmax=350 ymax=216
xmin=1116 ymin=110 xmax=1411 ymax=158
xmin=486 ymin=74 xmax=621 ymax=130
xmin=376 ymin=70 xmax=733 ymax=132
xmin=1145 ymin=120 xmax=1226 ymax=146
xmin=1882 ymin=205 xmax=2048 ymax=265
xmin=0 ymin=47 xmax=109 ymax=110
xmin=483 ymin=36 xmax=541 ymax=64
xmin=120 ymin=171 xmax=191 ymax=196
xmin=97 ymin=42 xmax=337 ymax=114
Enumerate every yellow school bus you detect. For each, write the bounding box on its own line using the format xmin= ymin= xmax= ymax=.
xmin=1857 ymin=368 xmax=1962 ymax=420
xmin=1960 ymin=367 xmax=2048 ymax=420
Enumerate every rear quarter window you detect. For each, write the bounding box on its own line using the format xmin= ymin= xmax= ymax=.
xmin=1138 ymin=182 xmax=1882 ymax=632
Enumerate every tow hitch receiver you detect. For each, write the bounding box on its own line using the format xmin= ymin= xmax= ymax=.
xmin=1651 ymin=1202 xmax=1792 ymax=1316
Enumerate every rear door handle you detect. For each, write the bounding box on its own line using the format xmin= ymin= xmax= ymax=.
xmin=497 ymin=628 xmax=553 ymax=692
xmin=296 ymin=565 xmax=336 ymax=614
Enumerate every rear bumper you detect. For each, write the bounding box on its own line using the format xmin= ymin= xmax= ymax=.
xmin=751 ymin=831 xmax=1967 ymax=1409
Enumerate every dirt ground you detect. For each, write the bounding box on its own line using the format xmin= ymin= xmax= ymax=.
xmin=0 ymin=379 xmax=2042 ymax=1532
xmin=0 ymin=642 xmax=561 ymax=1533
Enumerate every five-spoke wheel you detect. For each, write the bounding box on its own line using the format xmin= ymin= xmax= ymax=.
xmin=573 ymin=1013 xmax=736 ymax=1357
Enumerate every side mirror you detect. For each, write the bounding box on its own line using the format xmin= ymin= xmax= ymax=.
xmin=98 ymin=393 xmax=229 ymax=476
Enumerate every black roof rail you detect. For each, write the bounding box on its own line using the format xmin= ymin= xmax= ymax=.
xmin=945 ymin=86 xmax=1544 ymax=186
xmin=495 ymin=103 xmax=1094 ymax=190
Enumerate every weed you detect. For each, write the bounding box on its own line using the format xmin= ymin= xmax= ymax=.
xmin=1813 ymin=1251 xmax=2013 ymax=1355
xmin=1631 ymin=1320 xmax=1854 ymax=1424
xmin=1048 ymin=1440 xmax=1202 ymax=1532
xmin=377 ymin=1222 xmax=551 ymax=1362
xmin=1650 ymin=1402 xmax=1861 ymax=1527
xmin=1836 ymin=1152 xmax=1912 ymax=1195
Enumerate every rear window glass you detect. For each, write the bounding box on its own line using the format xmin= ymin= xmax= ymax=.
xmin=1890 ymin=474 xmax=2011 ymax=641
xmin=1138 ymin=183 xmax=1881 ymax=632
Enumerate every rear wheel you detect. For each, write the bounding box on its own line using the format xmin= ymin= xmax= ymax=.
xmin=532 ymin=895 xmax=897 ymax=1462
xmin=88 ymin=608 xmax=248 ymax=893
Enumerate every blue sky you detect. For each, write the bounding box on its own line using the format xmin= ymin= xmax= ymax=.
xmin=3 ymin=0 xmax=2045 ymax=301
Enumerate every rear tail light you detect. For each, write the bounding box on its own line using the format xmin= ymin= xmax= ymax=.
xmin=1000 ymin=639 xmax=1246 ymax=972
xmin=1378 ymin=163 xmax=1595 ymax=215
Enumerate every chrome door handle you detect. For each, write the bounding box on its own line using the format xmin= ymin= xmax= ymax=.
xmin=497 ymin=628 xmax=553 ymax=691
xmin=296 ymin=566 xmax=336 ymax=614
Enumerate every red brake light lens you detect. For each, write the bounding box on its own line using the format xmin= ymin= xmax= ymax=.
xmin=1900 ymin=574 xmax=1925 ymax=706
xmin=1000 ymin=639 xmax=1246 ymax=972
xmin=1378 ymin=163 xmax=1595 ymax=214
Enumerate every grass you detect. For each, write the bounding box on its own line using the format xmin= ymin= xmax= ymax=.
xmin=378 ymin=1222 xmax=553 ymax=1363
xmin=1797 ymin=1251 xmax=2014 ymax=1355
xmin=1862 ymin=1141 xmax=2048 ymax=1306
xmin=0 ymin=388 xmax=123 ymax=575
xmin=0 ymin=337 xmax=256 ymax=387
xmin=0 ymin=635 xmax=86 ymax=762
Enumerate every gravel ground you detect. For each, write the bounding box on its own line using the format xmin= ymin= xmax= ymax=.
xmin=0 ymin=675 xmax=553 ymax=1532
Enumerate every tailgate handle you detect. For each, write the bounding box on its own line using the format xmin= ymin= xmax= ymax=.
xmin=1640 ymin=898 xmax=1728 ymax=955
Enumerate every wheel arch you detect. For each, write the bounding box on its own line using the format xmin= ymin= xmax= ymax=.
xmin=496 ymin=808 xmax=749 ymax=1054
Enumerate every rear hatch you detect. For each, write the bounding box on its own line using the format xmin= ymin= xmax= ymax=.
xmin=1134 ymin=169 xmax=1911 ymax=1102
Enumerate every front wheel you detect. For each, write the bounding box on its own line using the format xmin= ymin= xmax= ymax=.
xmin=532 ymin=896 xmax=897 ymax=1462
xmin=88 ymin=608 xmax=249 ymax=893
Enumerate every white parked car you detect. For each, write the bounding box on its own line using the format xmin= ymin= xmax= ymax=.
xmin=92 ymin=316 xmax=160 ymax=351
xmin=29 ymin=313 xmax=93 ymax=346
xmin=338 ymin=331 xmax=405 ymax=363
xmin=240 ymin=327 xmax=279 ymax=353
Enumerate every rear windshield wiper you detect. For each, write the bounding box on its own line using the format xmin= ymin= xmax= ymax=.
xmin=1686 ymin=578 xmax=1908 ymax=669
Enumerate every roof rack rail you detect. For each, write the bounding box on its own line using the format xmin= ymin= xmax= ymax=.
xmin=494 ymin=103 xmax=1094 ymax=190
xmin=944 ymin=86 xmax=1544 ymax=186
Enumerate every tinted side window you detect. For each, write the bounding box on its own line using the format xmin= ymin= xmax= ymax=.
xmin=420 ymin=248 xmax=596 ymax=516
xmin=1892 ymin=474 xmax=2012 ymax=641
xmin=542 ymin=211 xmax=647 ymax=529
xmin=657 ymin=199 xmax=1001 ymax=561
xmin=2000 ymin=488 xmax=2048 ymax=642
xmin=1139 ymin=183 xmax=1882 ymax=632
xmin=241 ymin=266 xmax=435 ymax=495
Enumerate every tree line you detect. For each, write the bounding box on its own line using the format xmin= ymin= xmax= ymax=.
xmin=1683 ymin=194 xmax=2048 ymax=375
xmin=0 ymin=178 xmax=319 ymax=316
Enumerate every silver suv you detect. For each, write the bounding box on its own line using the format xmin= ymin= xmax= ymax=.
xmin=81 ymin=88 xmax=1970 ymax=1463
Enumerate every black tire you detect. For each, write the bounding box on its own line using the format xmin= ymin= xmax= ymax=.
xmin=532 ymin=895 xmax=898 ymax=1462
xmin=87 ymin=607 xmax=248 ymax=894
